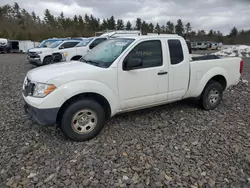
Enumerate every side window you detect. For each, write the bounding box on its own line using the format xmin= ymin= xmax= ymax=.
xmin=168 ymin=39 xmax=184 ymax=65
xmin=124 ymin=40 xmax=162 ymax=69
xmin=90 ymin=38 xmax=107 ymax=49
xmin=60 ymin=42 xmax=79 ymax=49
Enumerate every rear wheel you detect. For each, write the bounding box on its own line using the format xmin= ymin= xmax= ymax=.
xmin=43 ymin=56 xmax=53 ymax=65
xmin=60 ymin=99 xmax=106 ymax=141
xmin=200 ymin=81 xmax=223 ymax=110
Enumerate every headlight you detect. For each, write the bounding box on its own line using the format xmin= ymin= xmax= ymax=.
xmin=33 ymin=83 xmax=56 ymax=98
xmin=36 ymin=51 xmax=42 ymax=54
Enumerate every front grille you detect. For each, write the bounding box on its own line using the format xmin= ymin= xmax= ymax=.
xmin=28 ymin=52 xmax=39 ymax=58
xmin=23 ymin=78 xmax=35 ymax=97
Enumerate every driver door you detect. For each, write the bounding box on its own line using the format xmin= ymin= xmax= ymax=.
xmin=117 ymin=39 xmax=164 ymax=110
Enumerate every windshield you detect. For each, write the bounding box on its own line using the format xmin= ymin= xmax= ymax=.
xmin=79 ymin=38 xmax=134 ymax=68
xmin=47 ymin=41 xmax=63 ymax=48
xmin=38 ymin=40 xmax=58 ymax=48
xmin=76 ymin=38 xmax=93 ymax=47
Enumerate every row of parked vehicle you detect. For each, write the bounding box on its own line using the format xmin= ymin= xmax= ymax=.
xmin=191 ymin=41 xmax=223 ymax=51
xmin=27 ymin=30 xmax=142 ymax=66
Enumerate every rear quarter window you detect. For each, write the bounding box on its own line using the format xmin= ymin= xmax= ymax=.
xmin=168 ymin=39 xmax=184 ymax=65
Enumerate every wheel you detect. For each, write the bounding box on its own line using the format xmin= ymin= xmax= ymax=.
xmin=71 ymin=56 xmax=82 ymax=61
xmin=43 ymin=56 xmax=53 ymax=65
xmin=200 ymin=81 xmax=223 ymax=110
xmin=60 ymin=99 xmax=106 ymax=141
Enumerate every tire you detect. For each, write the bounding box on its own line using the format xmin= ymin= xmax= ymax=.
xmin=60 ymin=99 xmax=106 ymax=142
xmin=71 ymin=56 xmax=82 ymax=61
xmin=43 ymin=56 xmax=53 ymax=65
xmin=200 ymin=81 xmax=223 ymax=110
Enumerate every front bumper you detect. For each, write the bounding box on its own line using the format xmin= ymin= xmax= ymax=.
xmin=24 ymin=101 xmax=59 ymax=126
xmin=27 ymin=56 xmax=42 ymax=66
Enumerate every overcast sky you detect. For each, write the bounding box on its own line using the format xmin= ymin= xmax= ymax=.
xmin=1 ymin=0 xmax=250 ymax=34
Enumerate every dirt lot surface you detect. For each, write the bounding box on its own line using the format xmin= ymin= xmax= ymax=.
xmin=0 ymin=54 xmax=249 ymax=188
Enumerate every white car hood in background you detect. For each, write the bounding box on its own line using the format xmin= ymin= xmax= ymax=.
xmin=29 ymin=48 xmax=52 ymax=53
xmin=27 ymin=61 xmax=100 ymax=83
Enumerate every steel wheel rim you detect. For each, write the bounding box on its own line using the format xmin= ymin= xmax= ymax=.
xmin=209 ymin=88 xmax=219 ymax=104
xmin=71 ymin=109 xmax=98 ymax=134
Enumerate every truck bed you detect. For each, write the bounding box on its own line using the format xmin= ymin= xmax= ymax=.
xmin=184 ymin=57 xmax=241 ymax=98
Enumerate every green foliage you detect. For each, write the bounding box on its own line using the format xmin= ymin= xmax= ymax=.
xmin=0 ymin=3 xmax=249 ymax=44
xmin=175 ymin=19 xmax=184 ymax=36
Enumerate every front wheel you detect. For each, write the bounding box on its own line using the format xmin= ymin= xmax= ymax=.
xmin=200 ymin=81 xmax=223 ymax=110
xmin=43 ymin=56 xmax=53 ymax=65
xmin=60 ymin=99 xmax=106 ymax=141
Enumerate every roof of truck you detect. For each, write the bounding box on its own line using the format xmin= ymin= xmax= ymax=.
xmin=113 ymin=34 xmax=181 ymax=40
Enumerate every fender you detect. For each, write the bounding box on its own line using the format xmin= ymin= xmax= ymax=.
xmin=67 ymin=50 xmax=77 ymax=61
xmin=39 ymin=80 xmax=120 ymax=116
xmin=41 ymin=53 xmax=53 ymax=62
xmin=190 ymin=67 xmax=228 ymax=97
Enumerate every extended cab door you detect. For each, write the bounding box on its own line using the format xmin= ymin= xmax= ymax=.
xmin=165 ymin=38 xmax=190 ymax=101
xmin=117 ymin=38 xmax=168 ymax=110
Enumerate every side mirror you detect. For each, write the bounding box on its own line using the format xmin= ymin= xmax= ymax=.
xmin=59 ymin=46 xmax=64 ymax=50
xmin=89 ymin=43 xmax=95 ymax=49
xmin=124 ymin=58 xmax=142 ymax=70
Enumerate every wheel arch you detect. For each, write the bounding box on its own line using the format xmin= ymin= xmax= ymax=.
xmin=43 ymin=55 xmax=53 ymax=64
xmin=70 ymin=55 xmax=82 ymax=61
xmin=203 ymin=75 xmax=227 ymax=91
xmin=56 ymin=92 xmax=111 ymax=125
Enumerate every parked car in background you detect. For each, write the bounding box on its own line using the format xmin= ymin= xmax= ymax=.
xmin=52 ymin=37 xmax=107 ymax=63
xmin=53 ymin=30 xmax=142 ymax=63
xmin=36 ymin=38 xmax=70 ymax=48
xmin=27 ymin=39 xmax=82 ymax=66
xmin=195 ymin=41 xmax=209 ymax=50
xmin=23 ymin=34 xmax=243 ymax=141
xmin=0 ymin=38 xmax=11 ymax=53
xmin=210 ymin=42 xmax=219 ymax=50
xmin=191 ymin=41 xmax=197 ymax=50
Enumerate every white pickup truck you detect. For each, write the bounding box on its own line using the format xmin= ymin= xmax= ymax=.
xmin=22 ymin=34 xmax=243 ymax=141
xmin=27 ymin=39 xmax=82 ymax=66
xmin=52 ymin=37 xmax=108 ymax=63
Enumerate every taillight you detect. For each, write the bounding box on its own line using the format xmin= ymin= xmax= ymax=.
xmin=240 ymin=60 xmax=243 ymax=74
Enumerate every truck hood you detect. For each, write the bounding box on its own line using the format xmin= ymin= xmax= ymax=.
xmin=27 ymin=61 xmax=100 ymax=83
xmin=28 ymin=48 xmax=52 ymax=53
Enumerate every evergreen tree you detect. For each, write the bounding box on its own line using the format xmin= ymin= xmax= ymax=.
xmin=0 ymin=2 xmax=249 ymax=44
xmin=148 ymin=23 xmax=154 ymax=33
xmin=116 ymin=19 xmax=124 ymax=30
xmin=185 ymin=22 xmax=191 ymax=34
xmin=126 ymin=21 xmax=132 ymax=30
xmin=155 ymin=23 xmax=161 ymax=33
xmin=208 ymin=30 xmax=214 ymax=36
xmin=175 ymin=19 xmax=184 ymax=35
xmin=136 ymin=18 xmax=142 ymax=30
xmin=107 ymin=16 xmax=116 ymax=29
xmin=230 ymin=27 xmax=238 ymax=37
xmin=166 ymin=21 xmax=174 ymax=33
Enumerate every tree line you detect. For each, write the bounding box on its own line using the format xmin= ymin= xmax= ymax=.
xmin=0 ymin=2 xmax=249 ymax=44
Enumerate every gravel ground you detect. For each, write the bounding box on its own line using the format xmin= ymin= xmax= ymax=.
xmin=0 ymin=54 xmax=250 ymax=188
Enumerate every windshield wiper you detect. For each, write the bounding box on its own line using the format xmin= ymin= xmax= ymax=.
xmin=80 ymin=58 xmax=106 ymax=67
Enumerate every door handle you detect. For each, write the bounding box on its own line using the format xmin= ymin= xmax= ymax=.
xmin=157 ymin=71 xmax=168 ymax=75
